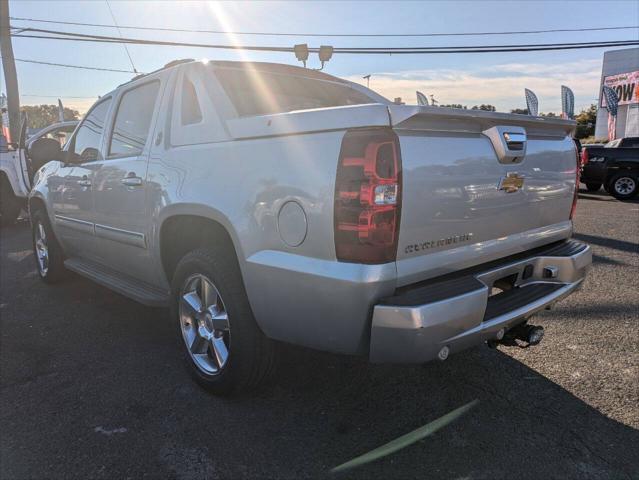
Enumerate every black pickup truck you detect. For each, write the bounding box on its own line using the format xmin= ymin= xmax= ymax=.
xmin=581 ymin=137 xmax=639 ymax=200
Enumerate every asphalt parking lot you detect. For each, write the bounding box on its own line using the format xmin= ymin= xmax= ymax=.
xmin=1 ymin=189 xmax=638 ymax=480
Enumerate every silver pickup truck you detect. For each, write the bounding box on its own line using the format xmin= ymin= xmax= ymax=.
xmin=28 ymin=60 xmax=591 ymax=394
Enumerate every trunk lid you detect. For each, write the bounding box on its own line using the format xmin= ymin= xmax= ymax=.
xmin=389 ymin=105 xmax=578 ymax=286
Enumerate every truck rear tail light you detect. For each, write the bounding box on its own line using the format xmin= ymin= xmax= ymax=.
xmin=580 ymin=148 xmax=589 ymax=166
xmin=334 ymin=128 xmax=402 ymax=264
xmin=570 ymin=142 xmax=581 ymax=220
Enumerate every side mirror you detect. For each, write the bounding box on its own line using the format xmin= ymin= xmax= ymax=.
xmin=28 ymin=137 xmax=63 ymax=172
xmin=80 ymin=147 xmax=99 ymax=163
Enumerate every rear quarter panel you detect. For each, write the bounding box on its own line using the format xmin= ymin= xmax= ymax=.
xmin=148 ymin=131 xmax=397 ymax=354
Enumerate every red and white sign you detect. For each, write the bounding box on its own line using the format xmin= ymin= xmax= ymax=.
xmin=602 ymin=70 xmax=639 ymax=107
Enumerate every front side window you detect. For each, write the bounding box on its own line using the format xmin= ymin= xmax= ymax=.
xmin=70 ymin=99 xmax=111 ymax=162
xmin=109 ymin=81 xmax=160 ymax=157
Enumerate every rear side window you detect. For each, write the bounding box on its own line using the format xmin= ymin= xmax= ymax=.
xmin=215 ymin=68 xmax=373 ymax=117
xmin=109 ymin=81 xmax=160 ymax=157
xmin=70 ymin=98 xmax=111 ymax=162
xmin=181 ymin=77 xmax=202 ymax=125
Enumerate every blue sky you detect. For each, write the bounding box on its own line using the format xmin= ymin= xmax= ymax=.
xmin=2 ymin=0 xmax=638 ymax=114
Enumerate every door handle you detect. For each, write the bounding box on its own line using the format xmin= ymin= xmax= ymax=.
xmin=121 ymin=174 xmax=143 ymax=187
xmin=77 ymin=177 xmax=91 ymax=187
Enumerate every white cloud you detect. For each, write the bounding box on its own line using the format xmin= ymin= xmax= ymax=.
xmin=346 ymin=59 xmax=602 ymax=113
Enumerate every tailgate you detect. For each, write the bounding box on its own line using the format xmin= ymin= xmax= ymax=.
xmin=389 ymin=105 xmax=578 ymax=286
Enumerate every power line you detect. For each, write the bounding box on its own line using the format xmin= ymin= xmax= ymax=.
xmin=10 ymin=27 xmax=639 ymax=54
xmin=5 ymin=57 xmax=139 ymax=73
xmin=21 ymin=94 xmax=98 ymax=98
xmin=8 ymin=15 xmax=639 ymax=37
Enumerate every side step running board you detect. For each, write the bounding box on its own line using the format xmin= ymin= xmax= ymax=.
xmin=64 ymin=258 xmax=170 ymax=307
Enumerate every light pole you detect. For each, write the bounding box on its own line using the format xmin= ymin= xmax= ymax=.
xmin=362 ymin=75 xmax=371 ymax=88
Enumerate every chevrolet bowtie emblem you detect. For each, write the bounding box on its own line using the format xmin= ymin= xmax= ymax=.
xmin=498 ymin=172 xmax=525 ymax=193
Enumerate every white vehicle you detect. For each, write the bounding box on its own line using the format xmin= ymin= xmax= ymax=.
xmin=0 ymin=120 xmax=77 ymax=224
xmin=28 ymin=60 xmax=591 ymax=394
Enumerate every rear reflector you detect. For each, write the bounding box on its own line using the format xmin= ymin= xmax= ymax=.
xmin=334 ymin=128 xmax=402 ymax=264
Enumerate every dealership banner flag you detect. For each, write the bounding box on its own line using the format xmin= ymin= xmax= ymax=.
xmin=416 ymin=91 xmax=429 ymax=106
xmin=524 ymin=88 xmax=538 ymax=116
xmin=602 ymin=85 xmax=619 ymax=141
xmin=561 ymin=85 xmax=575 ymax=119
xmin=602 ymin=70 xmax=639 ymax=107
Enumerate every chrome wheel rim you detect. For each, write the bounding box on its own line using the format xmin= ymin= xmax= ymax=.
xmin=179 ymin=274 xmax=230 ymax=375
xmin=614 ymin=177 xmax=635 ymax=195
xmin=34 ymin=222 xmax=49 ymax=277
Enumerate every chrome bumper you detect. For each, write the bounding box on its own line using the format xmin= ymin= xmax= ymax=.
xmin=369 ymin=240 xmax=592 ymax=363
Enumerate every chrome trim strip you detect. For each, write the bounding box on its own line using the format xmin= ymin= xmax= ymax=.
xmin=95 ymin=223 xmax=146 ymax=249
xmin=54 ymin=214 xmax=95 ymax=234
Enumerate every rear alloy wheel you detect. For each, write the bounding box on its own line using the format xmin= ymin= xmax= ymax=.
xmin=609 ymin=172 xmax=638 ymax=200
xmin=179 ymin=274 xmax=231 ymax=375
xmin=171 ymin=248 xmax=277 ymax=395
xmin=585 ymin=183 xmax=601 ymax=192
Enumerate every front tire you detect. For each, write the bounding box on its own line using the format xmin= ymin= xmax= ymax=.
xmin=30 ymin=208 xmax=67 ymax=283
xmin=608 ymin=171 xmax=638 ymax=200
xmin=585 ymin=183 xmax=601 ymax=192
xmin=171 ymin=248 xmax=277 ymax=395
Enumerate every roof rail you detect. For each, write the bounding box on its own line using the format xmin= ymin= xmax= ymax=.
xmin=163 ymin=58 xmax=195 ymax=69
xmin=117 ymin=58 xmax=196 ymax=88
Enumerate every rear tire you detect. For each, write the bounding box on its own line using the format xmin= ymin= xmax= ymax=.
xmin=608 ymin=171 xmax=638 ymax=200
xmin=0 ymin=181 xmax=21 ymax=226
xmin=171 ymin=248 xmax=277 ymax=395
xmin=30 ymin=208 xmax=67 ymax=283
xmin=585 ymin=183 xmax=601 ymax=192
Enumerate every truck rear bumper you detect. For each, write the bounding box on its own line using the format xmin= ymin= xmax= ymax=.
xmin=370 ymin=240 xmax=591 ymax=363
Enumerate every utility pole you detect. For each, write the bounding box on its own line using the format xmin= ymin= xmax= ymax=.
xmin=1 ymin=0 xmax=20 ymax=144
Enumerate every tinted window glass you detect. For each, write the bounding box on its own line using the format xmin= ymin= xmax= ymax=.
xmin=181 ymin=77 xmax=202 ymax=125
xmin=109 ymin=81 xmax=160 ymax=157
xmin=215 ymin=68 xmax=373 ymax=117
xmin=71 ymin=99 xmax=111 ymax=162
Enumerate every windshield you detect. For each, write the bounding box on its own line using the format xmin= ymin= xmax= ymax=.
xmin=214 ymin=67 xmax=374 ymax=117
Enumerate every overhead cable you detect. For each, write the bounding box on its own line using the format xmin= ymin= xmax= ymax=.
xmin=9 ymin=16 xmax=639 ymax=37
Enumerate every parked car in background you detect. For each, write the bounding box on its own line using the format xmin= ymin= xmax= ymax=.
xmin=27 ymin=60 xmax=591 ymax=394
xmin=581 ymin=137 xmax=639 ymax=199
xmin=0 ymin=120 xmax=77 ymax=225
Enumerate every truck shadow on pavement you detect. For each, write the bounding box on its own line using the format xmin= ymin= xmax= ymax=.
xmin=1 ymin=222 xmax=637 ymax=480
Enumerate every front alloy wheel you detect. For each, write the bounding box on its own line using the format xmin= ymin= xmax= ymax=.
xmin=179 ymin=274 xmax=231 ymax=375
xmin=30 ymin=208 xmax=66 ymax=283
xmin=34 ymin=221 xmax=49 ymax=277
